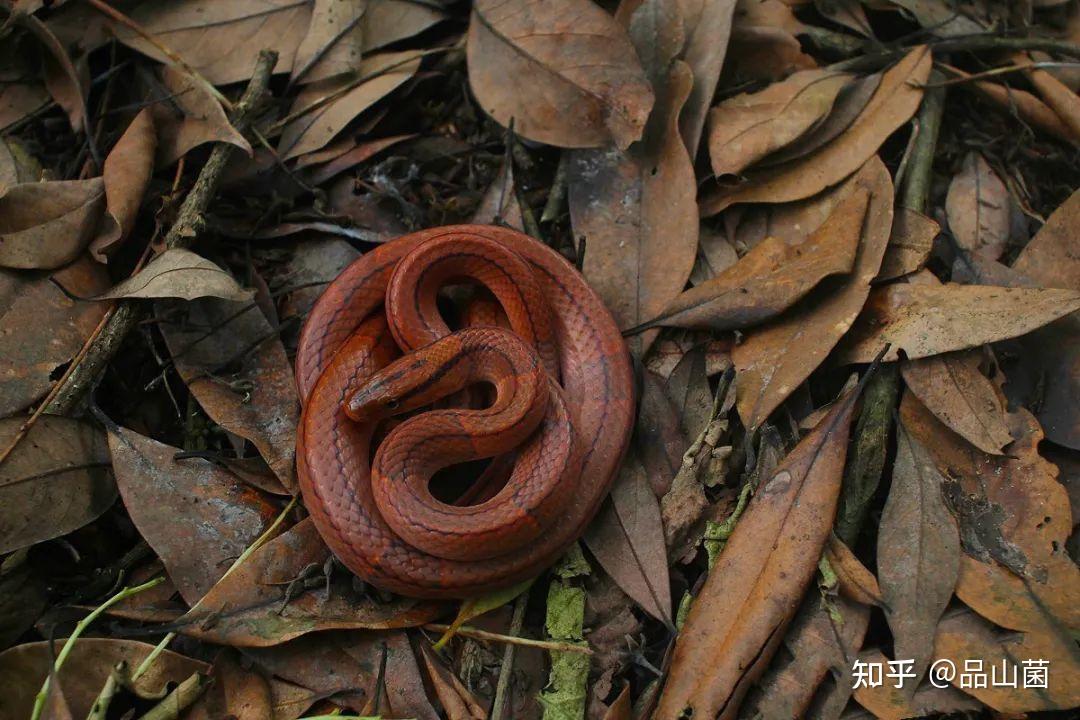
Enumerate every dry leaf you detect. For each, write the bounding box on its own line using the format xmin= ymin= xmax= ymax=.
xmin=1013 ymin=187 xmax=1080 ymax=291
xmin=176 ymin=520 xmax=442 ymax=646
xmin=655 ymin=383 xmax=863 ymax=719
xmin=733 ymin=158 xmax=893 ymax=429
xmin=878 ymin=207 xmax=937 ymax=281
xmin=901 ymin=350 xmax=1012 ymax=455
xmin=825 ymin=533 xmax=884 ymax=606
xmin=467 ymin=0 xmax=654 ymax=149
xmin=108 ymin=425 xmax=278 ymax=604
xmin=877 ymin=417 xmax=961 ymax=686
xmin=945 ymin=152 xmax=1011 ymax=260
xmin=470 ymin=160 xmax=524 ymax=232
xmin=0 ymin=415 xmax=114 ymax=554
xmin=154 ymin=65 xmax=252 ymax=167
xmin=708 ymin=69 xmax=852 ymax=177
xmin=158 ymin=296 xmax=300 ymax=488
xmin=0 ymin=256 xmax=109 ymax=416
xmin=568 ymin=50 xmax=697 ymax=354
xmin=851 ymin=648 xmax=983 ymax=720
xmin=702 ymin=46 xmax=929 ymax=214
xmin=0 ymin=178 xmax=104 ymax=269
xmin=677 ymin=0 xmax=738 ymax=155
xmin=186 ymin=649 xmax=273 ymax=720
xmin=279 ymin=51 xmax=420 ymax=160
xmin=584 ymin=454 xmax=673 ymax=624
xmin=630 ymin=186 xmax=866 ymax=334
xmin=0 ymin=82 xmax=49 ymax=131
xmin=90 ymin=108 xmax=156 ymax=261
xmin=837 ymin=283 xmax=1080 ymax=362
xmin=117 ymin=0 xmax=310 ymax=85
xmin=1025 ymin=60 xmax=1080 ymax=143
xmin=96 ymin=248 xmax=254 ymax=302
xmin=0 ymin=136 xmax=41 ymax=192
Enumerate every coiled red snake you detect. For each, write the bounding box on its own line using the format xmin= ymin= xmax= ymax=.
xmin=295 ymin=225 xmax=634 ymax=597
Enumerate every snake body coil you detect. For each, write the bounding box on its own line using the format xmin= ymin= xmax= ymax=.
xmin=295 ymin=225 xmax=634 ymax=598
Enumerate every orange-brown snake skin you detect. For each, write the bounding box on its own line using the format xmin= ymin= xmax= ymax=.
xmin=294 ymin=225 xmax=634 ymax=598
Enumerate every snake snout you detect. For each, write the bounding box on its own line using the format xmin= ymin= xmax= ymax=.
xmin=344 ymin=384 xmax=393 ymax=422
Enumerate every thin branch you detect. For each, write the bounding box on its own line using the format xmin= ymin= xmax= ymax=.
xmin=423 ymin=623 xmax=593 ymax=655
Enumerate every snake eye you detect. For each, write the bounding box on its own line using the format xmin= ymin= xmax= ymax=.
xmin=386 ymin=399 xmax=400 ymax=410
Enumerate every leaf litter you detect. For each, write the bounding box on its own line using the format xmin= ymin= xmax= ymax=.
xmin=1 ymin=1 xmax=1079 ymax=718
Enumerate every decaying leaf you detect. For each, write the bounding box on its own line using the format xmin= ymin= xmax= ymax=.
xmin=629 ymin=185 xmax=866 ymax=334
xmin=0 ymin=415 xmax=114 ymax=554
xmin=0 ymin=178 xmax=104 ymax=270
xmin=676 ymin=0 xmax=738 ymax=155
xmin=878 ymin=207 xmax=937 ymax=281
xmin=655 ymin=382 xmax=863 ymax=719
xmin=0 ymin=257 xmax=109 ymax=416
xmin=945 ymin=152 xmax=1011 ymax=260
xmin=107 ymin=425 xmax=278 ymax=604
xmin=467 ymin=0 xmax=654 ymax=149
xmin=877 ymin=417 xmax=960 ymax=686
xmin=702 ymin=47 xmax=929 ymax=214
xmin=837 ymin=283 xmax=1080 ymax=362
xmin=825 ymin=533 xmax=883 ymax=607
xmin=733 ymin=158 xmax=893 ymax=429
xmin=153 ymin=65 xmax=252 ymax=167
xmin=185 ymin=649 xmax=273 ymax=720
xmin=96 ymin=248 xmax=253 ymax=302
xmin=708 ymin=69 xmax=852 ymax=177
xmin=90 ymin=108 xmax=156 ymax=261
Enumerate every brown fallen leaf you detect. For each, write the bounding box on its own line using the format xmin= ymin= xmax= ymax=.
xmin=628 ymin=186 xmax=867 ymax=334
xmin=877 ymin=415 xmax=960 ymax=687
xmin=0 ymin=83 xmax=50 ymax=131
xmin=902 ymin=395 xmax=1080 ymax=633
xmin=568 ymin=5 xmax=696 ymax=354
xmin=702 ymin=46 xmax=929 ymax=215
xmin=0 ymin=136 xmax=42 ymax=191
xmin=467 ymin=0 xmax=654 ymax=149
xmin=153 ymin=65 xmax=252 ymax=167
xmin=725 ymin=23 xmax=816 ymax=86
xmin=279 ymin=51 xmax=421 ymax=160
xmin=635 ymin=368 xmax=687 ymax=496
xmin=96 ymin=248 xmax=254 ymax=302
xmin=851 ymin=648 xmax=983 ymax=720
xmin=90 ymin=108 xmax=156 ymax=261
xmin=0 ymin=554 xmax=48 ymax=649
xmin=0 ymin=638 xmax=207 ymax=719
xmin=957 ymin=71 xmax=1076 ymax=144
xmin=655 ymin=381 xmax=864 ymax=719
xmin=584 ymin=453 xmax=673 ymax=624
xmin=733 ymin=157 xmax=893 ymax=429
xmin=945 ymin=151 xmax=1011 ymax=261
xmin=107 ymin=425 xmax=278 ymax=604
xmin=901 ymin=350 xmax=1012 ymax=455
xmin=186 ymin=649 xmax=273 ymax=720
xmin=302 ymin=133 xmax=415 ymax=185
xmin=739 ymin=592 xmax=870 ymax=720
xmin=1024 ymin=58 xmax=1080 ymax=143
xmin=470 ymin=159 xmax=525 ymax=232
xmin=878 ymin=207 xmax=937 ymax=281
xmin=933 ymin=609 xmax=1080 ymax=713
xmin=0 ymin=415 xmax=113 ymax=554
xmin=419 ymin=643 xmax=485 ymax=719
xmin=1013 ymin=187 xmax=1080 ymax=291
xmin=677 ymin=0 xmax=738 ymax=155
xmin=158 ymin=296 xmax=300 ymax=488
xmin=116 ymin=0 xmax=310 ymax=85
xmin=825 ymin=533 xmax=884 ymax=607
xmin=884 ymin=0 xmax=985 ymax=36
xmin=277 ymin=237 xmax=361 ymax=351
xmin=0 ymin=178 xmax=104 ymax=269
xmin=177 ymin=519 xmax=442 ymax=646
xmin=708 ymin=69 xmax=852 ymax=177
xmin=837 ymin=282 xmax=1080 ymax=362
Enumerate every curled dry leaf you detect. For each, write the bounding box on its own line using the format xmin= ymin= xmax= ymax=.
xmin=739 ymin=592 xmax=870 ymax=719
xmin=177 ymin=519 xmax=442 ymax=647
xmin=0 ymin=638 xmax=207 ymax=720
xmin=0 ymin=178 xmax=104 ymax=270
xmin=158 ymin=296 xmax=300 ymax=488
xmin=96 ymin=248 xmax=254 ymax=302
xmin=153 ymin=66 xmax=252 ymax=167
xmin=90 ymin=108 xmax=156 ymax=261
xmin=467 ymin=0 xmax=654 ymax=149
xmin=629 ymin=185 xmax=866 ymax=334
xmin=932 ymin=610 xmax=1080 ymax=713
xmin=655 ymin=383 xmax=863 ymax=719
xmin=901 ymin=350 xmax=1012 ymax=455
xmin=902 ymin=395 xmax=1080 ymax=633
xmin=878 ymin=207 xmax=937 ymax=281
xmin=107 ymin=425 xmax=278 ymax=604
xmin=117 ymin=0 xmax=310 ymax=85
xmin=0 ymin=415 xmax=114 ymax=554
xmin=702 ymin=46 xmax=929 ymax=215
xmin=708 ymin=69 xmax=852 ymax=177
xmin=584 ymin=453 xmax=673 ymax=624
xmin=837 ymin=283 xmax=1080 ymax=362
xmin=0 ymin=256 xmax=109 ymax=416
xmin=733 ymin=157 xmax=893 ymax=430
xmin=825 ymin=533 xmax=883 ymax=606
xmin=279 ymin=51 xmax=421 ymax=160
xmin=568 ymin=50 xmax=697 ymax=354
xmin=945 ymin=152 xmax=1011 ymax=261
xmin=877 ymin=417 xmax=961 ymax=686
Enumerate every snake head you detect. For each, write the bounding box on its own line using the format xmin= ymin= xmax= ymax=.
xmin=343 ymin=353 xmax=444 ymax=423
